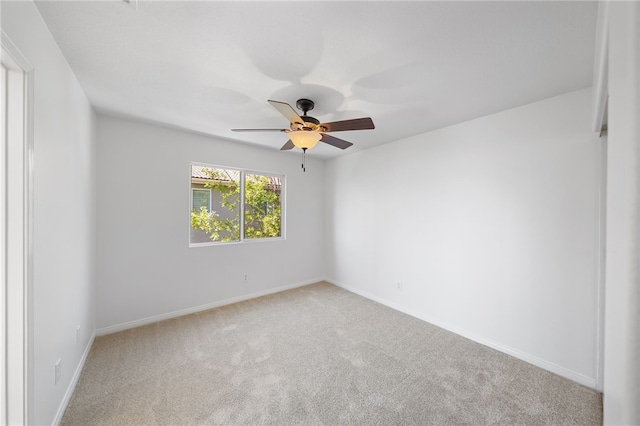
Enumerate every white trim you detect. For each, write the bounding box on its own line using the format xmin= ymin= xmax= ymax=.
xmin=592 ymin=1 xmax=609 ymax=132
xmin=52 ymin=332 xmax=96 ymax=426
xmin=23 ymin=47 xmax=35 ymax=426
xmin=326 ymin=278 xmax=598 ymax=390
xmin=1 ymin=57 xmax=7 ymax=426
xmin=1 ymin=29 xmax=34 ymax=426
xmin=595 ymin=135 xmax=607 ymax=392
xmin=95 ymin=278 xmax=323 ymax=336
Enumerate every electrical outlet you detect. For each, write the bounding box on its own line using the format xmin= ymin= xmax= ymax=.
xmin=76 ymin=325 xmax=81 ymax=343
xmin=396 ymin=282 xmax=403 ymax=292
xmin=54 ymin=359 xmax=62 ymax=384
xmin=243 ymin=274 xmax=249 ymax=283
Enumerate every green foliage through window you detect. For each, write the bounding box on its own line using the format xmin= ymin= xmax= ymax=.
xmin=244 ymin=174 xmax=281 ymax=239
xmin=190 ymin=165 xmax=283 ymax=244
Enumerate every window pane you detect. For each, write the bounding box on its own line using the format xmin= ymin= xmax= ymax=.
xmin=192 ymin=189 xmax=210 ymax=211
xmin=190 ymin=165 xmax=240 ymax=243
xmin=244 ymin=173 xmax=282 ymax=239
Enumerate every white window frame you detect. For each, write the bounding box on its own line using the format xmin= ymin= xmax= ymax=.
xmin=189 ymin=162 xmax=286 ymax=247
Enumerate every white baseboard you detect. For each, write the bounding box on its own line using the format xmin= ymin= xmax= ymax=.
xmin=95 ymin=278 xmax=324 ymax=336
xmin=52 ymin=331 xmax=96 ymax=426
xmin=326 ymin=278 xmax=597 ymax=390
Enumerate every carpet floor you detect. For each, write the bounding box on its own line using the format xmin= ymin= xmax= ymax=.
xmin=61 ymin=282 xmax=602 ymax=425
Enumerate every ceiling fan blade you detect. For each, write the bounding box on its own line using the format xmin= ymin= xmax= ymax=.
xmin=231 ymin=128 xmax=287 ymax=132
xmin=320 ymin=134 xmax=354 ymax=150
xmin=280 ymin=140 xmax=295 ymax=150
xmin=268 ymin=100 xmax=304 ymax=125
xmin=320 ymin=117 xmax=375 ymax=132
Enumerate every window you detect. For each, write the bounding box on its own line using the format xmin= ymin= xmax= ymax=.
xmin=189 ymin=164 xmax=284 ymax=245
xmin=191 ymin=189 xmax=211 ymax=212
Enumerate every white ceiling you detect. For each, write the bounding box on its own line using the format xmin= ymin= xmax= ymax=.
xmin=35 ymin=1 xmax=597 ymax=159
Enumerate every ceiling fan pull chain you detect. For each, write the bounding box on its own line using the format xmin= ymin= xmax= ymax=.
xmin=302 ymin=148 xmax=307 ymax=172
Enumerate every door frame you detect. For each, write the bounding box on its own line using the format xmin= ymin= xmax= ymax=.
xmin=596 ymin=130 xmax=607 ymax=392
xmin=1 ymin=29 xmax=34 ymax=425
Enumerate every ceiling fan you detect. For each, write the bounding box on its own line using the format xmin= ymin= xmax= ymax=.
xmin=232 ymin=99 xmax=375 ymax=171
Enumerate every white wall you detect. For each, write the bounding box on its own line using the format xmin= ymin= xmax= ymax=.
xmin=1 ymin=2 xmax=97 ymax=425
xmin=325 ymin=88 xmax=601 ymax=388
xmin=96 ymin=116 xmax=325 ymax=330
xmin=604 ymin=2 xmax=640 ymax=424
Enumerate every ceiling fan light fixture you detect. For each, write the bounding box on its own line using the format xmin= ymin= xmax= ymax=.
xmin=289 ymin=130 xmax=321 ymax=150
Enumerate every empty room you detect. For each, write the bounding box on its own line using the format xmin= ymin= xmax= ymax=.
xmin=1 ymin=1 xmax=638 ymax=425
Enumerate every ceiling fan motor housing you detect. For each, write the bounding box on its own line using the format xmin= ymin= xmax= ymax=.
xmin=301 ymin=115 xmax=319 ymax=125
xmin=294 ymin=99 xmax=320 ymax=128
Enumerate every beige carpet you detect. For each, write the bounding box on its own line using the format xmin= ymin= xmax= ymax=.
xmin=62 ymin=282 xmax=602 ymax=425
